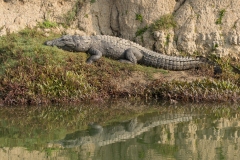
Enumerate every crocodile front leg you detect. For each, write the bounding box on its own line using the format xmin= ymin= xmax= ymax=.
xmin=86 ymin=47 xmax=103 ymax=64
xmin=119 ymin=48 xmax=143 ymax=64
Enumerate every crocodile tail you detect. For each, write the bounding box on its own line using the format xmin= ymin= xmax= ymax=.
xmin=196 ymin=56 xmax=222 ymax=75
xmin=143 ymin=54 xmax=202 ymax=71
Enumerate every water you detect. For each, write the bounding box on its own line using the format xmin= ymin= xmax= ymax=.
xmin=0 ymin=102 xmax=239 ymax=160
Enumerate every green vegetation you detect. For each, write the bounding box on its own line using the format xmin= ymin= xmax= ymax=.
xmin=136 ymin=14 xmax=143 ymax=23
xmin=151 ymin=14 xmax=177 ymax=31
xmin=165 ymin=33 xmax=170 ymax=46
xmin=216 ymin=9 xmax=226 ymax=25
xmin=62 ymin=0 xmax=95 ymax=27
xmin=135 ymin=14 xmax=177 ymax=37
xmin=0 ymin=28 xmax=164 ymax=105
xmin=214 ymin=57 xmax=240 ymax=84
xmin=135 ymin=26 xmax=148 ymax=37
xmin=38 ymin=20 xmax=58 ymax=29
xmin=134 ymin=14 xmax=177 ymax=37
xmin=212 ymin=43 xmax=219 ymax=51
xmin=63 ymin=8 xmax=78 ymax=27
xmin=62 ymin=0 xmax=85 ymax=27
xmin=0 ymin=28 xmax=239 ymax=105
xmin=148 ymin=79 xmax=240 ymax=102
xmin=147 ymin=54 xmax=240 ymax=102
xmin=0 ymin=29 xmax=92 ymax=104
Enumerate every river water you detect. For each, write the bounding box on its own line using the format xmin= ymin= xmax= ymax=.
xmin=0 ymin=101 xmax=239 ymax=160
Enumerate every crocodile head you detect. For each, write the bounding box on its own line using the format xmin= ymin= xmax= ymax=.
xmin=45 ymin=35 xmax=76 ymax=51
xmin=44 ymin=35 xmax=91 ymax=52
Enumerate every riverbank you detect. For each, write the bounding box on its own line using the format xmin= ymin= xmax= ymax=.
xmin=0 ymin=29 xmax=239 ymax=105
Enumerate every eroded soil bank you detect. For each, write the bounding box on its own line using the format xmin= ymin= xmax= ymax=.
xmin=1 ymin=0 xmax=240 ymax=59
xmin=0 ymin=29 xmax=239 ymax=105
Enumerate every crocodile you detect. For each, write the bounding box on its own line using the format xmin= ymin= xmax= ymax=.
xmin=54 ymin=113 xmax=196 ymax=148
xmin=45 ymin=35 xmax=204 ymax=71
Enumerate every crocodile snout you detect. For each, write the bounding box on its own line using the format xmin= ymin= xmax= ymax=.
xmin=44 ymin=40 xmax=53 ymax=46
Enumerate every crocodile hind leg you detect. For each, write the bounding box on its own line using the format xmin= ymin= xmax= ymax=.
xmin=86 ymin=47 xmax=103 ymax=64
xmin=119 ymin=48 xmax=143 ymax=64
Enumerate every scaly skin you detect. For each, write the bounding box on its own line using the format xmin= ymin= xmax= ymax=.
xmin=55 ymin=114 xmax=196 ymax=148
xmin=45 ymin=35 xmax=203 ymax=70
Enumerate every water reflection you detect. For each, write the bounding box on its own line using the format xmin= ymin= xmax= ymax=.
xmin=0 ymin=103 xmax=240 ymax=160
xmin=58 ymin=113 xmax=193 ymax=148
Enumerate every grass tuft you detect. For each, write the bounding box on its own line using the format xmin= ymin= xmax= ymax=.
xmin=216 ymin=9 xmax=226 ymax=25
xmin=148 ymin=78 xmax=240 ymax=102
xmin=136 ymin=14 xmax=143 ymax=23
xmin=151 ymin=14 xmax=177 ymax=31
xmin=135 ymin=26 xmax=148 ymax=37
xmin=38 ymin=20 xmax=58 ymax=29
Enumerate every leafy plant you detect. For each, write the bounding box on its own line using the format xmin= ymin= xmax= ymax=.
xmin=165 ymin=34 xmax=170 ymax=46
xmin=136 ymin=14 xmax=143 ymax=23
xmin=151 ymin=14 xmax=177 ymax=31
xmin=38 ymin=20 xmax=57 ymax=29
xmin=62 ymin=0 xmax=83 ymax=27
xmin=135 ymin=26 xmax=148 ymax=37
xmin=216 ymin=9 xmax=226 ymax=25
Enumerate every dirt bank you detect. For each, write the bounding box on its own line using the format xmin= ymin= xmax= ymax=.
xmin=1 ymin=0 xmax=240 ymax=59
xmin=0 ymin=29 xmax=239 ymax=105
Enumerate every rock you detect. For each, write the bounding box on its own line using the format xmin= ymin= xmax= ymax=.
xmin=0 ymin=0 xmax=76 ymax=35
xmin=65 ymin=28 xmax=76 ymax=35
xmin=177 ymin=17 xmax=197 ymax=54
xmin=36 ymin=28 xmax=42 ymax=32
xmin=75 ymin=30 xmax=87 ymax=36
xmin=27 ymin=21 xmax=37 ymax=29
xmin=43 ymin=33 xmax=50 ymax=37
xmin=154 ymin=30 xmax=166 ymax=54
xmin=51 ymin=27 xmax=62 ymax=34
xmin=43 ymin=28 xmax=51 ymax=33
xmin=5 ymin=24 xmax=20 ymax=33
xmin=0 ymin=26 xmax=7 ymax=36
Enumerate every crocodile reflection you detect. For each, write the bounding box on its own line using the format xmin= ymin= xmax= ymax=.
xmin=57 ymin=113 xmax=196 ymax=148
